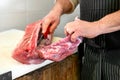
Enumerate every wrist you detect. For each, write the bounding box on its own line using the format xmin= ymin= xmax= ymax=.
xmin=54 ymin=0 xmax=73 ymax=14
xmin=92 ymin=21 xmax=105 ymax=36
xmin=51 ymin=2 xmax=64 ymax=16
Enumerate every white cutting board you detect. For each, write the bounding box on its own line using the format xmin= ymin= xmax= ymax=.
xmin=0 ymin=29 xmax=62 ymax=80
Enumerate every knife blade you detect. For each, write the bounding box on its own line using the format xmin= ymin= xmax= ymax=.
xmin=37 ymin=26 xmax=50 ymax=46
xmin=37 ymin=28 xmax=44 ymax=46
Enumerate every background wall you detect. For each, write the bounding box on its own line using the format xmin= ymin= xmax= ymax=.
xmin=0 ymin=0 xmax=79 ymax=37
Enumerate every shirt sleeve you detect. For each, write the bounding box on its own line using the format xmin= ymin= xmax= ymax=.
xmin=69 ymin=0 xmax=79 ymax=13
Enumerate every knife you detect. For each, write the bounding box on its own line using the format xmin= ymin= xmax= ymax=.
xmin=37 ymin=26 xmax=50 ymax=46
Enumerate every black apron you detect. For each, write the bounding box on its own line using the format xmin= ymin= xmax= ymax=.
xmin=78 ymin=0 xmax=120 ymax=80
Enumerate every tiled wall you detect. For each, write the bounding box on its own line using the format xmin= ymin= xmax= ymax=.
xmin=0 ymin=0 xmax=79 ymax=37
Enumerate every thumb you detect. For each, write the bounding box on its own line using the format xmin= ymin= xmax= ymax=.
xmin=71 ymin=32 xmax=80 ymax=42
xmin=42 ymin=19 xmax=50 ymax=33
xmin=50 ymin=23 xmax=57 ymax=33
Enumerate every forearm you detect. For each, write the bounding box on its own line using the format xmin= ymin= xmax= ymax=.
xmin=52 ymin=0 xmax=75 ymax=15
xmin=98 ymin=10 xmax=120 ymax=34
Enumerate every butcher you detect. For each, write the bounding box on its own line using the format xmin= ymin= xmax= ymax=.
xmin=41 ymin=0 xmax=120 ymax=80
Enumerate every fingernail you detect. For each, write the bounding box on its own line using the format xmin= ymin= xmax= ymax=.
xmin=75 ymin=16 xmax=79 ymax=21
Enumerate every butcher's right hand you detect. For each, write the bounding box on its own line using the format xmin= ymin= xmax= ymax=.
xmin=41 ymin=4 xmax=63 ymax=44
xmin=42 ymin=8 xmax=63 ymax=34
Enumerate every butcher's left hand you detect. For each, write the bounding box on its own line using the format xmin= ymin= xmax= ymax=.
xmin=64 ymin=18 xmax=102 ymax=42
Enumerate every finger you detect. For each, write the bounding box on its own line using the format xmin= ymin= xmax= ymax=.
xmin=50 ymin=21 xmax=59 ymax=33
xmin=64 ymin=24 xmax=75 ymax=35
xmin=74 ymin=16 xmax=79 ymax=21
xmin=45 ymin=34 xmax=53 ymax=45
xmin=71 ymin=32 xmax=80 ymax=42
xmin=42 ymin=19 xmax=51 ymax=33
xmin=64 ymin=27 xmax=69 ymax=36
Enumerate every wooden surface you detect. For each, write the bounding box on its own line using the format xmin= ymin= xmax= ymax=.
xmin=15 ymin=53 xmax=80 ymax=80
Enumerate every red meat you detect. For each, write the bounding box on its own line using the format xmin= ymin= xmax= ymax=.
xmin=37 ymin=36 xmax=82 ymax=61
xmin=12 ymin=20 xmax=82 ymax=64
xmin=12 ymin=20 xmax=45 ymax=64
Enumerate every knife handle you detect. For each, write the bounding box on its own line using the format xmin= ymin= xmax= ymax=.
xmin=43 ymin=26 xmax=50 ymax=39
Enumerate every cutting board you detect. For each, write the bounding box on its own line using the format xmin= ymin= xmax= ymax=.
xmin=0 ymin=29 xmax=62 ymax=80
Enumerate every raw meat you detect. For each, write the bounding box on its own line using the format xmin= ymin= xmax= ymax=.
xmin=37 ymin=36 xmax=82 ymax=61
xmin=12 ymin=20 xmax=45 ymax=64
xmin=12 ymin=20 xmax=82 ymax=64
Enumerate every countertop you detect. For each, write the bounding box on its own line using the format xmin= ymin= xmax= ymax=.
xmin=0 ymin=29 xmax=62 ymax=80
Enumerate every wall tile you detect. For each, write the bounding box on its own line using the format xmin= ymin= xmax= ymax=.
xmin=0 ymin=0 xmax=26 ymax=31
xmin=0 ymin=12 xmax=26 ymax=31
xmin=26 ymin=0 xmax=53 ymax=11
xmin=0 ymin=0 xmax=26 ymax=13
xmin=26 ymin=0 xmax=53 ymax=24
xmin=0 ymin=0 xmax=80 ymax=37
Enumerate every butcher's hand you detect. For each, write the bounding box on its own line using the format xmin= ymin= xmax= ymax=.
xmin=41 ymin=4 xmax=63 ymax=44
xmin=42 ymin=0 xmax=73 ymax=34
xmin=64 ymin=18 xmax=103 ymax=42
xmin=42 ymin=10 xmax=62 ymax=34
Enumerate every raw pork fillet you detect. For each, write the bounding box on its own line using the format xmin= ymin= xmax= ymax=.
xmin=37 ymin=36 xmax=82 ymax=61
xmin=12 ymin=20 xmax=82 ymax=64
